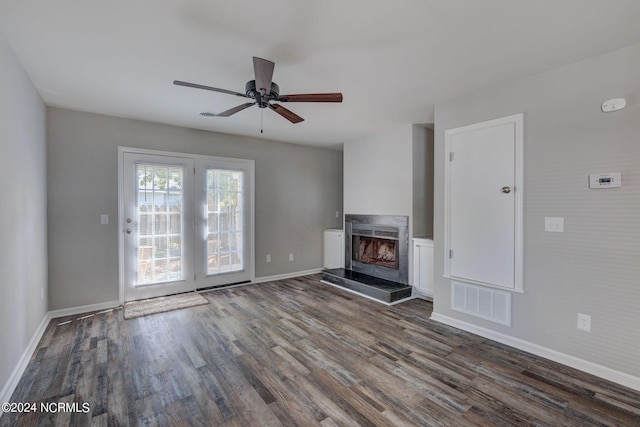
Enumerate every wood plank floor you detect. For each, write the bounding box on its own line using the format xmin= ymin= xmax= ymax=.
xmin=2 ymin=274 xmax=639 ymax=426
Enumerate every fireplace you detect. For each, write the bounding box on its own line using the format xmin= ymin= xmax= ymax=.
xmin=345 ymin=214 xmax=409 ymax=284
xmin=355 ymin=236 xmax=398 ymax=269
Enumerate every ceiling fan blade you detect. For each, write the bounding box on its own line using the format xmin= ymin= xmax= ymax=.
xmin=173 ymin=80 xmax=249 ymax=98
xmin=277 ymin=93 xmax=343 ymax=103
xmin=269 ymin=104 xmax=304 ymax=124
xmin=216 ymin=102 xmax=255 ymax=117
xmin=253 ymin=57 xmax=275 ymax=95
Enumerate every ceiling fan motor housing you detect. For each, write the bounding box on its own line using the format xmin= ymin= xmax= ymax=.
xmin=246 ymin=80 xmax=280 ymax=108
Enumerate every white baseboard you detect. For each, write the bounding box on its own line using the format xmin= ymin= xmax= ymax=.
xmin=412 ymin=289 xmax=433 ymax=301
xmin=48 ymin=300 xmax=121 ymax=320
xmin=0 ymin=311 xmax=51 ymax=406
xmin=430 ymin=312 xmax=640 ymax=391
xmin=253 ymin=268 xmax=322 ymax=284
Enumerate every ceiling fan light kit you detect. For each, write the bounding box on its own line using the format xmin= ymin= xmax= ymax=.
xmin=174 ymin=56 xmax=343 ymax=129
xmin=246 ymin=79 xmax=280 ymax=107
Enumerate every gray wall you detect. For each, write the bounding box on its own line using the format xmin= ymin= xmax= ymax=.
xmin=412 ymin=125 xmax=434 ymax=238
xmin=433 ymin=42 xmax=640 ymax=378
xmin=0 ymin=40 xmax=48 ymax=397
xmin=47 ymin=108 xmax=343 ymax=310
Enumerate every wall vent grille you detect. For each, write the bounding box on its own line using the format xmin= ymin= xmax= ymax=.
xmin=451 ymin=281 xmax=511 ymax=326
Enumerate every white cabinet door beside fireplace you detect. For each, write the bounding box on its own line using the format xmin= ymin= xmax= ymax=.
xmin=444 ymin=114 xmax=523 ymax=292
xmin=413 ymin=238 xmax=433 ymax=298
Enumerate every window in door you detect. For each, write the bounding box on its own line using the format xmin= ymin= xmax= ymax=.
xmin=206 ymin=169 xmax=244 ymax=275
xmin=136 ymin=163 xmax=185 ymax=284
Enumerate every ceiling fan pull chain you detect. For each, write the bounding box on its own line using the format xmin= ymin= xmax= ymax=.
xmin=260 ymin=108 xmax=264 ymax=134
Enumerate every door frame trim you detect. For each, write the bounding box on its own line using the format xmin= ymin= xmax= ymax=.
xmin=443 ymin=113 xmax=524 ymax=292
xmin=118 ymin=147 xmax=255 ymax=304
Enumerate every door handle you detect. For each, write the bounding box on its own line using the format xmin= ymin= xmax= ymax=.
xmin=125 ymin=217 xmax=133 ymax=234
xmin=500 ymin=186 xmax=511 ymax=194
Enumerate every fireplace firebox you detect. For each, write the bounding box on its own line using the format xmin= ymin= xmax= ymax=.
xmin=353 ymin=232 xmax=399 ymax=270
xmin=345 ymin=214 xmax=409 ymax=284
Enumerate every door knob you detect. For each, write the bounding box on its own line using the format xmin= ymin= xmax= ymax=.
xmin=500 ymin=186 xmax=511 ymax=194
xmin=125 ymin=229 xmax=132 ymax=234
xmin=126 ymin=218 xmax=133 ymax=223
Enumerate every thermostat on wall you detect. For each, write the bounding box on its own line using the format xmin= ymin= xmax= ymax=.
xmin=589 ymin=172 xmax=621 ymax=189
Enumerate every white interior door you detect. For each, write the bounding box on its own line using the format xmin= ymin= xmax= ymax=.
xmin=122 ymin=152 xmax=195 ymax=302
xmin=445 ymin=114 xmax=523 ymax=291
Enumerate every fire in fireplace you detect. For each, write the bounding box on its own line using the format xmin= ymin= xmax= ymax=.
xmin=355 ymin=236 xmax=398 ymax=269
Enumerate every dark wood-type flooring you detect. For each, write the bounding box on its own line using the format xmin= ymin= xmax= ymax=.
xmin=3 ymin=274 xmax=639 ymax=426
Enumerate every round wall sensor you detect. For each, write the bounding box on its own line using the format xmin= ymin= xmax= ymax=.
xmin=601 ymin=98 xmax=626 ymax=113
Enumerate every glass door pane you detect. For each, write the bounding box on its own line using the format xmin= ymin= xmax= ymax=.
xmin=206 ymin=169 xmax=244 ymax=275
xmin=136 ymin=163 xmax=184 ymax=285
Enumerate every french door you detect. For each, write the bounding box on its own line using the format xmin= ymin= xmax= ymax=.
xmin=120 ymin=148 xmax=254 ymax=302
xmin=195 ymin=157 xmax=254 ymax=288
xmin=121 ymin=152 xmax=196 ymax=301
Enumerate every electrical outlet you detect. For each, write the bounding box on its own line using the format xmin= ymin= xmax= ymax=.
xmin=335 ymin=211 xmax=340 ymax=218
xmin=266 ymin=254 xmax=271 ymax=263
xmin=577 ymin=313 xmax=591 ymax=332
xmin=289 ymin=253 xmax=294 ymax=261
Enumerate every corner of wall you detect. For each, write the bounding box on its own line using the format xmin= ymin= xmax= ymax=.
xmin=0 ymin=38 xmax=49 ymax=409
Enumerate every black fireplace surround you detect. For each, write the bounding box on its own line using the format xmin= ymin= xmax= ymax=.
xmin=345 ymin=214 xmax=409 ymax=285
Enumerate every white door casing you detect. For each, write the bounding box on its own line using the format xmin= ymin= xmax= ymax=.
xmin=444 ymin=114 xmax=523 ymax=292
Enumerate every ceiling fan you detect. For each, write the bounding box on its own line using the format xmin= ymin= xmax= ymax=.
xmin=174 ymin=57 xmax=343 ymax=127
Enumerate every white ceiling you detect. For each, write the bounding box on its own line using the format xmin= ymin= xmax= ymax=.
xmin=2 ymin=1 xmax=640 ymax=148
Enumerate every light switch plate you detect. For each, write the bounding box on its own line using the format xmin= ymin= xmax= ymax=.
xmin=545 ymin=217 xmax=564 ymax=232
xmin=100 ymin=214 xmax=109 ymax=225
